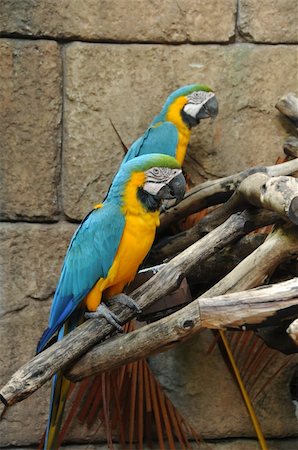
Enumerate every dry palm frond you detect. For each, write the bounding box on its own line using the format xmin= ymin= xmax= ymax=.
xmin=219 ymin=330 xmax=268 ymax=450
xmin=46 ymin=320 xmax=203 ymax=450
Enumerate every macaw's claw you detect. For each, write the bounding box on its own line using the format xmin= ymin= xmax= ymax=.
xmin=85 ymin=303 xmax=123 ymax=332
xmin=111 ymin=293 xmax=142 ymax=315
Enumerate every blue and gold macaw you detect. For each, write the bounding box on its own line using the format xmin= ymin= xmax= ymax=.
xmin=122 ymin=84 xmax=218 ymax=166
xmin=38 ymin=154 xmax=186 ymax=449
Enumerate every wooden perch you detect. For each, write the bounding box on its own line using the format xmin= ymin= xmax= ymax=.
xmin=238 ymin=173 xmax=298 ymax=224
xmin=159 ymin=158 xmax=298 ymax=232
xmin=187 ymin=233 xmax=267 ymax=288
xmin=203 ymin=224 xmax=298 ymax=297
xmin=276 ymin=93 xmax=298 ymax=127
xmin=151 ymin=168 xmax=298 ymax=262
xmin=67 ymin=278 xmax=298 ymax=381
xmin=287 ymin=319 xmax=298 ymax=346
xmin=67 ymin=224 xmax=298 ymax=380
xmin=149 ymin=189 xmax=248 ymax=263
xmin=284 ymin=136 xmax=298 ymax=159
xmin=0 ymin=209 xmax=279 ymax=408
xmin=68 ymin=223 xmax=298 ymax=380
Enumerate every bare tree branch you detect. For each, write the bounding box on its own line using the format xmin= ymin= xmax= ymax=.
xmin=238 ymin=173 xmax=298 ymax=224
xmin=287 ymin=319 xmax=298 ymax=346
xmin=276 ymin=93 xmax=298 ymax=127
xmin=67 ymin=278 xmax=298 ymax=382
xmin=284 ymin=136 xmax=298 ymax=159
xmin=0 ymin=209 xmax=278 ymax=407
xmin=159 ymin=158 xmax=298 ymax=232
xmin=151 ymin=170 xmax=298 ymax=263
xmin=66 ymin=224 xmax=298 ymax=380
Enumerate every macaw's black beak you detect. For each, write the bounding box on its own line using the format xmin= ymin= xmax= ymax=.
xmin=155 ymin=172 xmax=186 ymax=205
xmin=196 ymin=95 xmax=219 ymax=120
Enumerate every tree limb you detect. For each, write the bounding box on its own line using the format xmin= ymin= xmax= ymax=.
xmin=284 ymin=136 xmax=298 ymax=159
xmin=276 ymin=93 xmax=298 ymax=127
xmin=187 ymin=233 xmax=267 ymax=289
xmin=202 ymin=225 xmax=298 ymax=297
xmin=67 ymin=278 xmax=298 ymax=382
xmin=151 ymin=169 xmax=298 ymax=263
xmin=159 ymin=158 xmax=298 ymax=232
xmin=287 ymin=319 xmax=298 ymax=346
xmin=149 ymin=190 xmax=246 ymax=263
xmin=65 ymin=224 xmax=298 ymax=380
xmin=0 ymin=209 xmax=277 ymax=407
xmin=238 ymin=173 xmax=298 ymax=224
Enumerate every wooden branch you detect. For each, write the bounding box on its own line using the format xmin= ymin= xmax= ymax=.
xmin=276 ymin=93 xmax=298 ymax=127
xmin=287 ymin=319 xmax=298 ymax=346
xmin=151 ymin=169 xmax=297 ymax=263
xmin=238 ymin=173 xmax=298 ymax=225
xmin=67 ymin=224 xmax=298 ymax=380
xmin=67 ymin=278 xmax=298 ymax=381
xmin=203 ymin=224 xmax=298 ymax=297
xmin=187 ymin=233 xmax=267 ymax=288
xmin=0 ymin=209 xmax=272 ymax=407
xmin=284 ymin=136 xmax=298 ymax=159
xmin=149 ymin=190 xmax=246 ymax=263
xmin=159 ymin=158 xmax=298 ymax=232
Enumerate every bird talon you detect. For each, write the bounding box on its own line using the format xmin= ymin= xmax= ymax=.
xmin=85 ymin=303 xmax=123 ymax=332
xmin=111 ymin=293 xmax=142 ymax=315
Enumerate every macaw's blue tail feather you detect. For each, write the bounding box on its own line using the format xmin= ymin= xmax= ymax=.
xmin=44 ymin=371 xmax=71 ymax=450
xmin=36 ymin=327 xmax=56 ymax=354
xmin=37 ymin=301 xmax=76 ymax=354
xmin=43 ymin=308 xmax=84 ymax=449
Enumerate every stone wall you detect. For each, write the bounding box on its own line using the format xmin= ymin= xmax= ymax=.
xmin=0 ymin=1 xmax=297 ymax=448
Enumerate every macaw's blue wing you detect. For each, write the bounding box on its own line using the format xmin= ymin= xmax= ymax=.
xmin=122 ymin=122 xmax=179 ymax=164
xmin=37 ymin=203 xmax=125 ymax=353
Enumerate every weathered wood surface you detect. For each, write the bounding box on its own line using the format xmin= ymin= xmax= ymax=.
xmin=284 ymin=136 xmax=298 ymax=159
xmin=238 ymin=173 xmax=298 ymax=224
xmin=203 ymin=225 xmax=298 ymax=297
xmin=159 ymin=158 xmax=298 ymax=232
xmin=0 ymin=209 xmax=279 ymax=407
xmin=287 ymin=318 xmax=298 ymax=346
xmin=67 ymin=278 xmax=298 ymax=382
xmin=187 ymin=233 xmax=267 ymax=287
xmin=276 ymin=93 xmax=298 ymax=127
xmin=152 ymin=169 xmax=298 ymax=262
xmin=150 ymin=189 xmax=248 ymax=263
xmin=66 ymin=224 xmax=298 ymax=380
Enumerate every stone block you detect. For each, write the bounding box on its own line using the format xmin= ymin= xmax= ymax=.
xmin=0 ymin=222 xmax=75 ymax=446
xmin=63 ymin=43 xmax=298 ymax=220
xmin=0 ymin=39 xmax=61 ymax=221
xmin=0 ymin=222 xmax=114 ymax=446
xmin=0 ymin=0 xmax=236 ymax=43
xmin=238 ymin=0 xmax=298 ymax=43
xmin=149 ymin=331 xmax=298 ymax=438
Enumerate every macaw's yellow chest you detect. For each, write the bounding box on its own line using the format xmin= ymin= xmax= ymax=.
xmin=108 ymin=212 xmax=159 ymax=289
xmin=104 ymin=171 xmax=160 ymax=299
xmin=166 ymin=96 xmax=191 ymax=165
xmin=176 ymin=129 xmax=191 ymax=165
xmin=85 ymin=208 xmax=159 ymax=310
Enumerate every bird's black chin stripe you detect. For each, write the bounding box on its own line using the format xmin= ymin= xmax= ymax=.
xmin=137 ymin=188 xmax=161 ymax=212
xmin=180 ymin=109 xmax=197 ymax=128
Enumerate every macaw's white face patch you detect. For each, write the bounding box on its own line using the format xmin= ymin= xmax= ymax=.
xmin=184 ymin=91 xmax=215 ymax=118
xmin=143 ymin=167 xmax=182 ymax=195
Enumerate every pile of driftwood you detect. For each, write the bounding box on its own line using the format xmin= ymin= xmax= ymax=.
xmin=1 ymin=94 xmax=298 ymax=417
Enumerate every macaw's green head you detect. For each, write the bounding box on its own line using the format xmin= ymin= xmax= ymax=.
xmin=155 ymin=84 xmax=218 ymax=129
xmin=107 ymin=154 xmax=186 ymax=212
